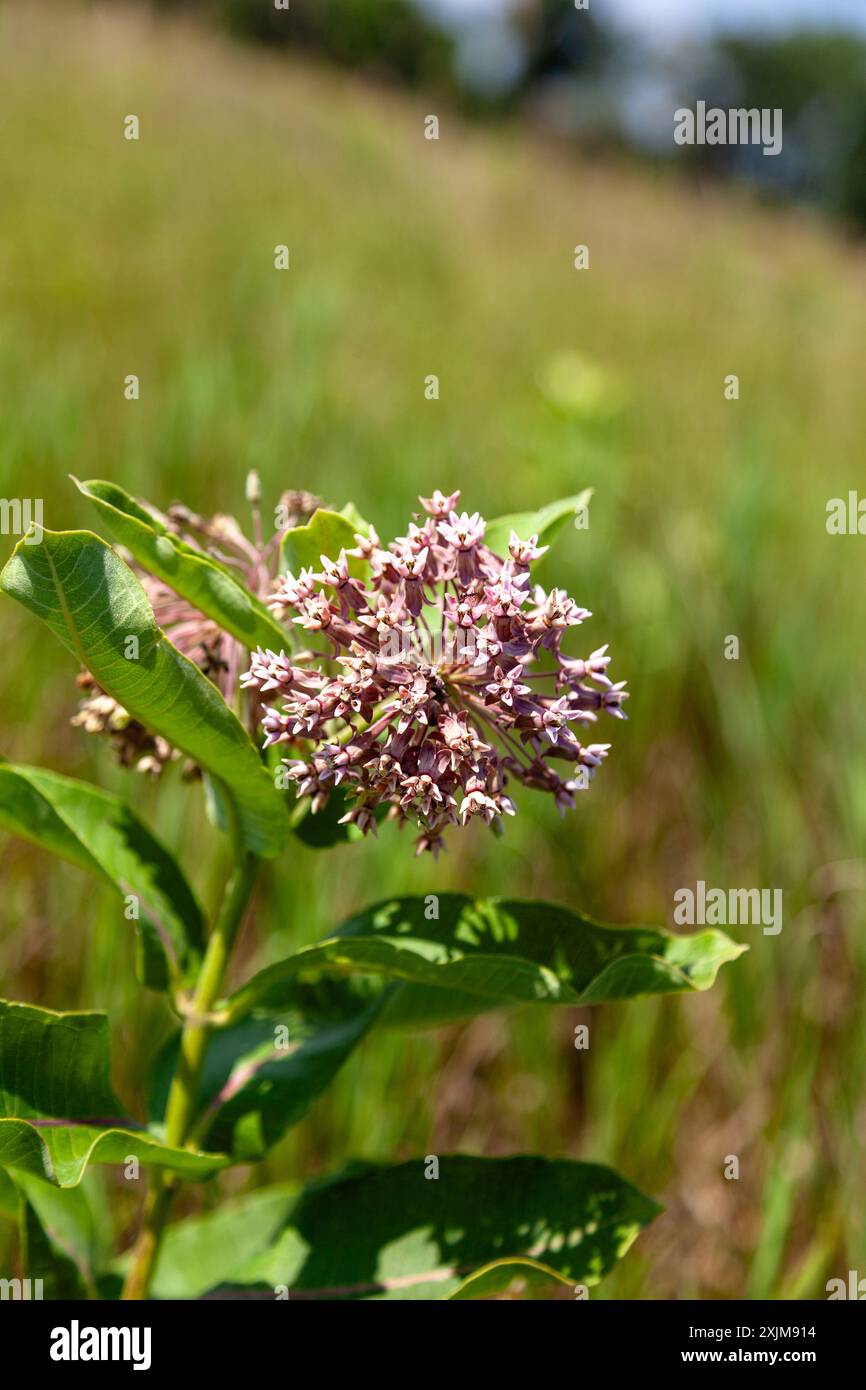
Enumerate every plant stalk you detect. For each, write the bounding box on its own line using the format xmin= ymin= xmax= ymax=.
xmin=121 ymin=850 xmax=260 ymax=1300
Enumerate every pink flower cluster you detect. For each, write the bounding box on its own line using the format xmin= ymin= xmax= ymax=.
xmin=241 ymin=490 xmax=627 ymax=855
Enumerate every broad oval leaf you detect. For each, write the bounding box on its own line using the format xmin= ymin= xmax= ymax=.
xmin=225 ymin=893 xmax=747 ymax=1025
xmin=73 ymin=477 xmax=289 ymax=653
xmin=147 ymin=1157 xmax=660 ymax=1300
xmin=337 ymin=502 xmax=371 ymax=536
xmin=0 ymin=529 xmax=289 ymax=857
xmin=15 ymin=1172 xmax=107 ymax=1299
xmin=484 ymin=489 xmax=593 ymax=557
xmin=280 ymin=508 xmax=364 ymax=578
xmin=0 ymin=762 xmax=204 ymax=989
xmin=149 ymin=1000 xmax=380 ymax=1161
xmin=117 ymin=1184 xmax=300 ymax=1300
xmin=0 ymin=1001 xmax=227 ymax=1187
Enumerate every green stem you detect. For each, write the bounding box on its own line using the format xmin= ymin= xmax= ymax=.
xmin=121 ymin=851 xmax=260 ymax=1301
xmin=162 ymin=852 xmax=259 ymax=1147
xmin=119 ymin=1177 xmax=174 ymax=1303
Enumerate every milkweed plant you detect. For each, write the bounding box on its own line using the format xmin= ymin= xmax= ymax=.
xmin=0 ymin=476 xmax=745 ymax=1300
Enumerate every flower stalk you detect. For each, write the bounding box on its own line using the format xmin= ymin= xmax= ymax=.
xmin=121 ymin=849 xmax=260 ymax=1300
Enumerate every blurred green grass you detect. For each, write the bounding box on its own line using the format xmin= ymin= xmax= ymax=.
xmin=1 ymin=1 xmax=864 ymax=1298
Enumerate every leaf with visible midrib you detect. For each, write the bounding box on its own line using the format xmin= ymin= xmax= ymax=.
xmin=0 ymin=1000 xmax=226 ymax=1188
xmin=73 ymin=477 xmax=290 ymax=654
xmin=225 ymin=893 xmax=747 ymax=1025
xmin=0 ymin=529 xmax=289 ymax=857
xmin=149 ymin=1000 xmax=380 ymax=1161
xmin=0 ymin=762 xmax=204 ymax=989
xmin=146 ymin=1157 xmax=660 ymax=1300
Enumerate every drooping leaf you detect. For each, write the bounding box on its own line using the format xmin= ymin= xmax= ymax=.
xmin=148 ymin=1157 xmax=660 ymax=1300
xmin=280 ymin=508 xmax=364 ymax=578
xmin=73 ymin=477 xmax=289 ymax=653
xmin=0 ymin=763 xmax=204 ymax=989
xmin=225 ymin=894 xmax=746 ymax=1026
xmin=484 ymin=489 xmax=593 ymax=558
xmin=0 ymin=1001 xmax=227 ymax=1187
xmin=16 ymin=1172 xmax=106 ymax=1298
xmin=0 ymin=1167 xmax=17 ymax=1219
xmin=0 ymin=529 xmax=289 ymax=856
xmin=446 ymin=1254 xmax=571 ymax=1299
xmin=18 ymin=1195 xmax=86 ymax=1298
xmin=149 ymin=1001 xmax=380 ymax=1161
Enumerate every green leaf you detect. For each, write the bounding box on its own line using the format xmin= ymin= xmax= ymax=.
xmin=149 ymin=1157 xmax=659 ymax=1299
xmin=150 ymin=1002 xmax=380 ymax=1161
xmin=337 ymin=502 xmax=370 ymax=536
xmin=0 ymin=529 xmax=289 ymax=857
xmin=225 ymin=894 xmax=747 ymax=1026
xmin=288 ymin=788 xmax=354 ymax=847
xmin=280 ymin=508 xmax=363 ymax=578
xmin=119 ymin=1185 xmax=299 ymax=1300
xmin=288 ymin=786 xmax=387 ymax=848
xmin=446 ymin=1254 xmax=571 ymax=1299
xmin=484 ymin=489 xmax=593 ymax=557
xmin=0 ymin=1001 xmax=227 ymax=1187
xmin=16 ymin=1173 xmax=106 ymax=1298
xmin=0 ymin=763 xmax=204 ymax=989
xmin=0 ymin=1166 xmax=18 ymax=1219
xmin=73 ymin=477 xmax=289 ymax=653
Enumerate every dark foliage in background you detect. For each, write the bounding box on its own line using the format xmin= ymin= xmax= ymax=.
xmin=712 ymin=32 xmax=866 ymax=230
xmin=153 ymin=0 xmax=866 ymax=233
xmin=517 ymin=0 xmax=610 ymax=86
xmin=158 ymin=0 xmax=456 ymax=89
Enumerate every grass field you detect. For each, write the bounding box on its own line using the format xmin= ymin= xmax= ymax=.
xmin=1 ymin=1 xmax=864 ymax=1298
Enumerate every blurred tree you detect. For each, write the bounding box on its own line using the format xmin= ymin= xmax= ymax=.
xmin=157 ymin=0 xmax=455 ymax=90
xmin=152 ymin=3 xmax=866 ymax=234
xmin=707 ymin=32 xmax=866 ymax=228
xmin=501 ymin=0 xmax=618 ymax=141
xmin=516 ymin=0 xmax=611 ymax=85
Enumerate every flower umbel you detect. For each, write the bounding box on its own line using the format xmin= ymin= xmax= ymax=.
xmin=243 ymin=492 xmax=628 ymax=855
